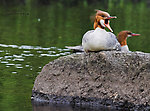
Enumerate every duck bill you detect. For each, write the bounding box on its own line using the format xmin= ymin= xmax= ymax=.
xmin=106 ymin=16 xmax=117 ymax=19
xmin=131 ymin=33 xmax=140 ymax=36
xmin=104 ymin=16 xmax=116 ymax=32
xmin=104 ymin=23 xmax=113 ymax=32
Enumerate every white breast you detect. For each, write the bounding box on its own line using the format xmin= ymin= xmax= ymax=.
xmin=82 ymin=27 xmax=120 ymax=52
xmin=82 ymin=28 xmax=108 ymax=51
xmin=121 ymin=45 xmax=129 ymax=52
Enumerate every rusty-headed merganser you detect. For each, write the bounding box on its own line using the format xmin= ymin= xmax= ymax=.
xmin=82 ymin=10 xmax=121 ymax=52
xmin=117 ymin=31 xmax=140 ymax=52
xmin=66 ymin=30 xmax=140 ymax=52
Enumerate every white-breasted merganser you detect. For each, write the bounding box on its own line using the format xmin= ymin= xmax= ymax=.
xmin=66 ymin=30 xmax=140 ymax=52
xmin=117 ymin=31 xmax=140 ymax=52
xmin=82 ymin=10 xmax=121 ymax=52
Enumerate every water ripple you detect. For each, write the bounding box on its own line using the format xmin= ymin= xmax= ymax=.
xmin=0 ymin=43 xmax=71 ymax=72
xmin=6 ymin=63 xmax=15 ymax=66
xmin=1 ymin=61 xmax=8 ymax=64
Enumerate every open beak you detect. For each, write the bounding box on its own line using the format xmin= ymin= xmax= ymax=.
xmin=105 ymin=16 xmax=117 ymax=19
xmin=104 ymin=16 xmax=117 ymax=32
xmin=104 ymin=22 xmax=113 ymax=32
xmin=131 ymin=33 xmax=140 ymax=36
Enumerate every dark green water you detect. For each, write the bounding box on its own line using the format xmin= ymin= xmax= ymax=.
xmin=0 ymin=0 xmax=150 ymax=111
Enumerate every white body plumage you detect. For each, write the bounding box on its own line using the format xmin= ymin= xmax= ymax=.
xmin=82 ymin=27 xmax=121 ymax=52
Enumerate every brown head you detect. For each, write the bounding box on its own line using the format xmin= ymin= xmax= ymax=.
xmin=117 ymin=31 xmax=140 ymax=46
xmin=94 ymin=9 xmax=117 ymax=32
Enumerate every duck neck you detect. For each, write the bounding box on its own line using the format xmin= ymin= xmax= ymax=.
xmin=120 ymin=40 xmax=127 ymax=47
xmin=94 ymin=21 xmax=105 ymax=30
xmin=121 ymin=45 xmax=129 ymax=51
xmin=117 ymin=34 xmax=127 ymax=47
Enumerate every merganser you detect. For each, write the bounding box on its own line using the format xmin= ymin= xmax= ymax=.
xmin=82 ymin=10 xmax=121 ymax=52
xmin=117 ymin=31 xmax=140 ymax=52
xmin=66 ymin=30 xmax=140 ymax=52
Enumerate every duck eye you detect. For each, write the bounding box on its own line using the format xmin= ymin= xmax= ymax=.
xmin=127 ymin=32 xmax=132 ymax=35
xmin=101 ymin=15 xmax=105 ymax=17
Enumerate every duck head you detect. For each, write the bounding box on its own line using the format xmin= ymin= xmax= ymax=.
xmin=94 ymin=10 xmax=117 ymax=32
xmin=117 ymin=31 xmax=140 ymax=46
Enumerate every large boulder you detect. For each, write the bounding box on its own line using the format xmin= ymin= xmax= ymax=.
xmin=32 ymin=51 xmax=150 ymax=110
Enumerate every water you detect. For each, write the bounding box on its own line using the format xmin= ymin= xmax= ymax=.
xmin=0 ymin=44 xmax=71 ymax=111
xmin=0 ymin=0 xmax=149 ymax=111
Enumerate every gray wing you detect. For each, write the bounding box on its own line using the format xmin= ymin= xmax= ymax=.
xmin=65 ymin=45 xmax=84 ymax=52
xmin=107 ymin=32 xmax=121 ymax=51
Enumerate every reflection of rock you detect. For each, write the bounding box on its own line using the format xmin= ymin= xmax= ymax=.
xmin=32 ymin=51 xmax=150 ymax=110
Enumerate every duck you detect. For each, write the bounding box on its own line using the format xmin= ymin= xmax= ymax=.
xmin=82 ymin=10 xmax=121 ymax=52
xmin=117 ymin=31 xmax=140 ymax=52
xmin=66 ymin=30 xmax=140 ymax=52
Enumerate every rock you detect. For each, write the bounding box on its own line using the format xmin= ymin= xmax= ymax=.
xmin=32 ymin=51 xmax=150 ymax=110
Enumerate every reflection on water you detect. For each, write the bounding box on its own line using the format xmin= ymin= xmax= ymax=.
xmin=0 ymin=43 xmax=70 ymax=74
xmin=0 ymin=43 xmax=70 ymax=111
xmin=0 ymin=0 xmax=149 ymax=111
